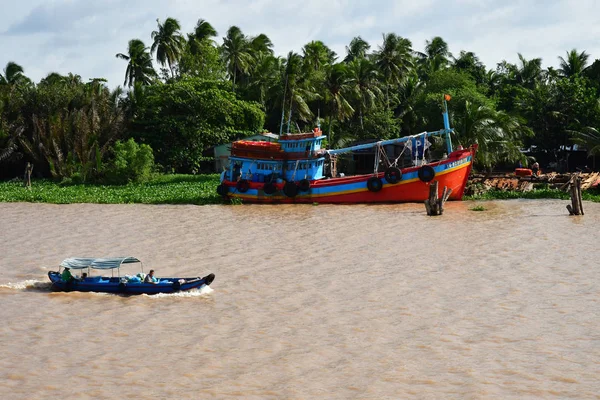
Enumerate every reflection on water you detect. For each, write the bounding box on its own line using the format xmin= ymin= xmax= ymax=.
xmin=0 ymin=200 xmax=599 ymax=399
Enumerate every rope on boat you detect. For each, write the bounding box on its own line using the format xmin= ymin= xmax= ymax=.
xmin=291 ymin=159 xmax=300 ymax=181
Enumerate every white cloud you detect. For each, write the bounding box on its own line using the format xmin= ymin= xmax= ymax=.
xmin=0 ymin=0 xmax=599 ymax=89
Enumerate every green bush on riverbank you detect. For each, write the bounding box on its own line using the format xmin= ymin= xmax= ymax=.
xmin=0 ymin=174 xmax=222 ymax=205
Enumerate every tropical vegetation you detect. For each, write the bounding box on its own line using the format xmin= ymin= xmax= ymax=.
xmin=2 ymin=17 xmax=600 ymax=185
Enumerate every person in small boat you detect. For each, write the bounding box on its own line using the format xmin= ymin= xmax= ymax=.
xmin=80 ymin=272 xmax=88 ymax=281
xmin=144 ymin=269 xmax=158 ymax=284
xmin=61 ymin=267 xmax=75 ymax=282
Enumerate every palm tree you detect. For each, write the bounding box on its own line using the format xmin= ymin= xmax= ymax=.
xmin=280 ymin=52 xmax=319 ymax=127
xmin=571 ymin=127 xmax=600 ymax=157
xmin=249 ymin=33 xmax=274 ymax=55
xmin=323 ymin=63 xmax=354 ymax=144
xmin=221 ymin=26 xmax=252 ymax=91
xmin=247 ymin=53 xmax=281 ymax=107
xmin=191 ymin=19 xmax=217 ymax=42
xmin=454 ymin=101 xmax=530 ymax=169
xmin=374 ymin=33 xmax=413 ymax=108
xmin=302 ymin=41 xmax=334 ymax=73
xmin=558 ymin=49 xmax=590 ymax=77
xmin=515 ymin=53 xmax=543 ymax=89
xmin=151 ymin=18 xmax=185 ymax=77
xmin=344 ymin=36 xmax=370 ymax=63
xmin=116 ymin=39 xmax=156 ymax=87
xmin=347 ymin=58 xmax=382 ymax=129
xmin=416 ymin=36 xmax=451 ymax=78
xmin=0 ymin=62 xmax=28 ymax=86
xmin=187 ymin=19 xmax=218 ymax=56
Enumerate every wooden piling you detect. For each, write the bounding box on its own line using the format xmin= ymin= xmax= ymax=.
xmin=425 ymin=181 xmax=451 ymax=216
xmin=566 ymin=174 xmax=584 ymax=216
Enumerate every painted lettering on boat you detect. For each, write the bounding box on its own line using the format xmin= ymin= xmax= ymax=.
xmin=446 ymin=157 xmax=469 ymax=170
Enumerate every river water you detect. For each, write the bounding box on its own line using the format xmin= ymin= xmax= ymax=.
xmin=0 ymin=200 xmax=598 ymax=399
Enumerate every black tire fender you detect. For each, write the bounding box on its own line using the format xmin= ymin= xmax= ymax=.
xmin=384 ymin=167 xmax=402 ymax=184
xmin=418 ymin=166 xmax=436 ymax=183
xmin=298 ymin=179 xmax=311 ymax=192
xmin=283 ymin=181 xmax=298 ymax=197
xmin=118 ymin=282 xmax=127 ymax=293
xmin=367 ymin=177 xmax=383 ymax=192
xmin=216 ymin=184 xmax=228 ymax=196
xmin=263 ymin=182 xmax=277 ymax=195
xmin=236 ymin=179 xmax=250 ymax=193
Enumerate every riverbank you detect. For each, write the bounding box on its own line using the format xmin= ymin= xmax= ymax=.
xmin=1 ymin=173 xmax=599 ymax=204
xmin=0 ymin=174 xmax=223 ymax=205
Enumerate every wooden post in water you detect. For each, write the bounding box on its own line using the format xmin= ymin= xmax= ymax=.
xmin=23 ymin=162 xmax=33 ymax=189
xmin=424 ymin=181 xmax=452 ymax=216
xmin=566 ymin=174 xmax=584 ymax=215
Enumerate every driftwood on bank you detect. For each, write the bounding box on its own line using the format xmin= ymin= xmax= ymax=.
xmin=425 ymin=181 xmax=452 ymax=216
xmin=566 ymin=174 xmax=584 ymax=216
xmin=466 ymin=172 xmax=600 ymax=196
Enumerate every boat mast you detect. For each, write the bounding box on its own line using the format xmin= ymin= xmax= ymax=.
xmin=442 ymin=95 xmax=453 ymax=154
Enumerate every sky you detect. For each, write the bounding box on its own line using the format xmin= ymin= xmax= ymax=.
xmin=1 ymin=0 xmax=599 ymax=89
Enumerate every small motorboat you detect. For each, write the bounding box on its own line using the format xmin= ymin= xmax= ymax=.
xmin=48 ymin=257 xmax=215 ymax=295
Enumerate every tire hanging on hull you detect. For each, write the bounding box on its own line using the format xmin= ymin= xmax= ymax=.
xmin=367 ymin=177 xmax=383 ymax=192
xmin=384 ymin=167 xmax=402 ymax=184
xmin=418 ymin=166 xmax=436 ymax=182
xmin=298 ymin=179 xmax=311 ymax=192
xmin=283 ymin=182 xmax=298 ymax=197
xmin=236 ymin=179 xmax=250 ymax=193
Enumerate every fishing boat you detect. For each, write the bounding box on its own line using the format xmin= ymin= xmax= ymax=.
xmin=216 ymin=98 xmax=476 ymax=203
xmin=48 ymin=257 xmax=215 ymax=295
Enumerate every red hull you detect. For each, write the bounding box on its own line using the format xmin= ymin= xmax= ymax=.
xmin=223 ymin=147 xmax=476 ymax=204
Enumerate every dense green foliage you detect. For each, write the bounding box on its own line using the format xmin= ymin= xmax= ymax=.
xmin=2 ymin=17 xmax=600 ymax=182
xmin=0 ymin=175 xmax=222 ymax=204
xmin=129 ymin=78 xmax=264 ymax=172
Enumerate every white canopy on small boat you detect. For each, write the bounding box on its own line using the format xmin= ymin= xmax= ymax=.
xmin=60 ymin=257 xmax=141 ymax=270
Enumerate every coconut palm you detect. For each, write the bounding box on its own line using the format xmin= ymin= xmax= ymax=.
xmin=344 ymin=36 xmax=370 ymax=63
xmin=347 ymin=58 xmax=382 ymax=129
xmin=221 ymin=26 xmax=252 ymax=91
xmin=571 ymin=127 xmax=600 ymax=156
xmin=116 ymin=39 xmax=156 ymax=87
xmin=187 ymin=19 xmax=218 ymax=56
xmin=302 ymin=41 xmax=334 ymax=73
xmin=191 ymin=18 xmax=217 ymax=42
xmin=323 ymin=63 xmax=354 ymax=144
xmin=151 ymin=17 xmax=185 ymax=77
xmin=247 ymin=53 xmax=281 ymax=107
xmin=249 ymin=33 xmax=274 ymax=55
xmin=280 ymin=52 xmax=319 ymax=126
xmin=515 ymin=54 xmax=543 ymax=89
xmin=454 ymin=101 xmax=530 ymax=169
xmin=416 ymin=36 xmax=451 ymax=79
xmin=374 ymin=33 xmax=413 ymax=107
xmin=0 ymin=62 xmax=28 ymax=86
xmin=558 ymin=49 xmax=590 ymax=77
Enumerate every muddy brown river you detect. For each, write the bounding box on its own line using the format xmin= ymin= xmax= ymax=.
xmin=0 ymin=200 xmax=598 ymax=399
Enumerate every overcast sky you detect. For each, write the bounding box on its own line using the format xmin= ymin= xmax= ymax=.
xmin=1 ymin=0 xmax=599 ymax=89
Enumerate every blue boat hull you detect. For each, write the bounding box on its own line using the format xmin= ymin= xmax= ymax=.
xmin=48 ymin=272 xmax=215 ymax=295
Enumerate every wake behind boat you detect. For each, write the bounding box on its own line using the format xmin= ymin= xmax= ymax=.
xmin=48 ymin=257 xmax=215 ymax=295
xmin=216 ymin=98 xmax=476 ymax=204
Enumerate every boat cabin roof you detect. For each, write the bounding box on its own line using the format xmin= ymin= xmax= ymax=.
xmin=60 ymin=257 xmax=141 ymax=270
